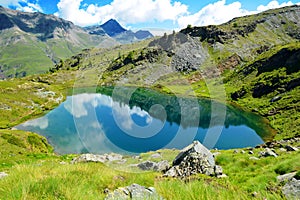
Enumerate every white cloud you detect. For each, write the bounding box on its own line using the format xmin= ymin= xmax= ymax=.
xmin=23 ymin=116 xmax=49 ymax=129
xmin=55 ymin=0 xmax=188 ymax=27
xmin=257 ymin=0 xmax=294 ymax=12
xmin=0 ymin=0 xmax=43 ymax=12
xmin=177 ymin=0 xmax=299 ymax=28
xmin=178 ymin=0 xmax=252 ymax=28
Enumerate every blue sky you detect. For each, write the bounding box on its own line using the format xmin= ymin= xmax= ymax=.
xmin=1 ymin=0 xmax=300 ymax=32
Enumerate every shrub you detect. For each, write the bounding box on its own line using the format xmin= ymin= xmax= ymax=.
xmin=274 ymin=163 xmax=293 ymax=175
xmin=1 ymin=133 xmax=26 ymax=148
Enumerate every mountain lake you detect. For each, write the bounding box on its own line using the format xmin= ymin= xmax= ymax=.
xmin=16 ymin=87 xmax=274 ymax=154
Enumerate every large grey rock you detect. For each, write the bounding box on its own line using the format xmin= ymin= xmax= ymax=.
xmin=105 ymin=183 xmax=163 ymax=200
xmin=164 ymin=141 xmax=225 ymax=178
xmin=282 ymin=178 xmax=300 ymax=200
xmin=173 ymin=141 xmax=215 ymax=166
xmin=0 ymin=172 xmax=8 ymax=179
xmin=71 ymin=153 xmax=123 ymax=164
xmin=137 ymin=160 xmax=169 ymax=172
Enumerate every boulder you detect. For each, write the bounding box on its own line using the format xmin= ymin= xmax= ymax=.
xmin=104 ymin=183 xmax=163 ymax=200
xmin=286 ymin=145 xmax=299 ymax=152
xmin=137 ymin=160 xmax=170 ymax=172
xmin=71 ymin=153 xmax=123 ymax=164
xmin=173 ymin=141 xmax=215 ymax=166
xmin=150 ymin=153 xmax=162 ymax=159
xmin=164 ymin=141 xmax=225 ymax=178
xmin=0 ymin=172 xmax=8 ymax=179
xmin=282 ymin=178 xmax=300 ymax=200
xmin=259 ymin=148 xmax=278 ymax=157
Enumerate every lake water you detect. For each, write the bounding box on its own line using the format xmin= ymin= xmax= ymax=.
xmin=16 ymin=87 xmax=272 ymax=154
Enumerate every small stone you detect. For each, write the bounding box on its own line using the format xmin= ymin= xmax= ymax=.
xmin=249 ymin=156 xmax=260 ymax=160
xmin=217 ymin=174 xmax=228 ymax=178
xmin=150 ymin=153 xmax=162 ymax=159
xmin=105 ymin=184 xmax=163 ymax=200
xmin=286 ymin=145 xmax=299 ymax=152
xmin=214 ymin=165 xmax=223 ymax=176
xmin=259 ymin=148 xmax=278 ymax=158
xmin=137 ymin=160 xmax=170 ymax=172
xmin=59 ymin=161 xmax=67 ymax=165
xmin=249 ymin=151 xmax=254 ymax=155
xmin=252 ymin=192 xmax=258 ymax=197
xmin=241 ymin=150 xmax=246 ymax=154
xmin=71 ymin=153 xmax=123 ymax=164
xmin=104 ymin=188 xmax=110 ymax=194
xmin=0 ymin=172 xmax=8 ymax=179
xmin=233 ymin=150 xmax=239 ymax=154
xmin=132 ymin=155 xmax=141 ymax=159
xmin=279 ymin=148 xmax=287 ymax=152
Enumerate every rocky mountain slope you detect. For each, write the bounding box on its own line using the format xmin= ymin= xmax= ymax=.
xmin=85 ymin=19 xmax=153 ymax=44
xmin=0 ymin=6 xmax=117 ymax=79
xmin=51 ymin=5 xmax=300 ymax=140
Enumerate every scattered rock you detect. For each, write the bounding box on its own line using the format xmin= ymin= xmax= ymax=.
xmin=252 ymin=192 xmax=259 ymax=197
xmin=214 ymin=165 xmax=223 ymax=177
xmin=132 ymin=155 xmax=141 ymax=160
xmin=270 ymin=96 xmax=282 ymax=103
xmin=249 ymin=151 xmax=254 ymax=155
xmin=59 ymin=161 xmax=67 ymax=165
xmin=104 ymin=184 xmax=163 ymax=200
xmin=0 ymin=172 xmax=8 ymax=179
xmin=279 ymin=148 xmax=287 ymax=152
xmin=137 ymin=160 xmax=170 ymax=172
xmin=249 ymin=156 xmax=260 ymax=160
xmin=150 ymin=153 xmax=162 ymax=159
xmin=71 ymin=153 xmax=123 ymax=164
xmin=259 ymin=148 xmax=278 ymax=158
xmin=212 ymin=152 xmax=221 ymax=157
xmin=286 ymin=145 xmax=299 ymax=152
xmin=233 ymin=150 xmax=239 ymax=154
xmin=277 ymin=172 xmax=297 ymax=183
xmin=282 ymin=178 xmax=300 ymax=200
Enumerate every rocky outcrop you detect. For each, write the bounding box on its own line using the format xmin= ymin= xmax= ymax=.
xmin=282 ymin=178 xmax=300 ymax=200
xmin=137 ymin=160 xmax=170 ymax=172
xmin=277 ymin=172 xmax=297 ymax=183
xmin=164 ymin=141 xmax=225 ymax=178
xmin=104 ymin=184 xmax=163 ymax=200
xmin=71 ymin=153 xmax=124 ymax=164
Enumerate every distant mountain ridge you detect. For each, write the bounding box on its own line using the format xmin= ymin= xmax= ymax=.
xmin=0 ymin=6 xmax=153 ymax=79
xmin=0 ymin=6 xmax=120 ymax=78
xmin=85 ymin=19 xmax=154 ymax=44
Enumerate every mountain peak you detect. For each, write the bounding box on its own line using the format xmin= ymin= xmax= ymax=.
xmin=100 ymin=19 xmax=127 ymax=37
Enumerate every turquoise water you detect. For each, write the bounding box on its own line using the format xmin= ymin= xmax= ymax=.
xmin=16 ymin=87 xmax=270 ymax=154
